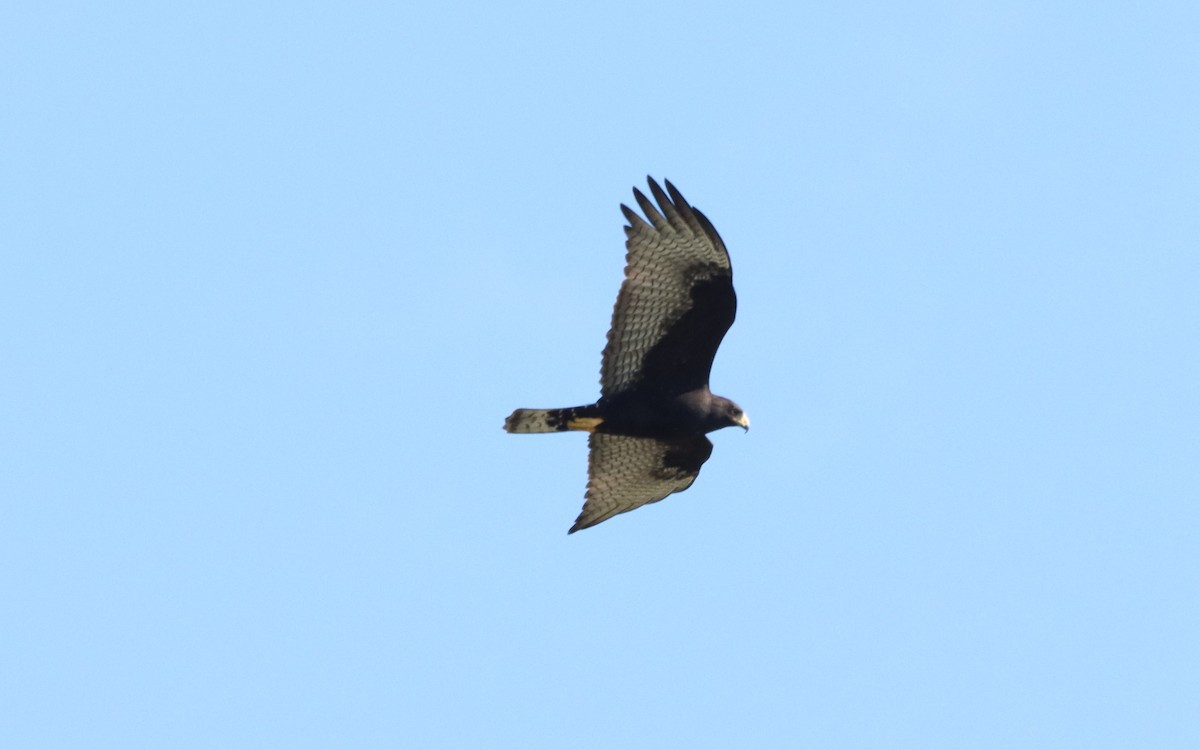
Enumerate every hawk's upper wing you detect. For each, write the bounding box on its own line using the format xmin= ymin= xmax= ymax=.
xmin=600 ymin=178 xmax=736 ymax=398
xmin=570 ymin=432 xmax=714 ymax=533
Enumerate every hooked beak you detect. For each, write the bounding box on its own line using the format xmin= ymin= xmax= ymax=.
xmin=735 ymin=412 xmax=750 ymax=432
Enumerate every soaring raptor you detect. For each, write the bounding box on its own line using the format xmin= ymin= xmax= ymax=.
xmin=505 ymin=177 xmax=748 ymax=533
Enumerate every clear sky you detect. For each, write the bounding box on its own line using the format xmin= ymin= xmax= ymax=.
xmin=3 ymin=2 xmax=1198 ymax=747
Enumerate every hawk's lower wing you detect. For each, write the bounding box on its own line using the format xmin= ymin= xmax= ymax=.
xmin=570 ymin=433 xmax=714 ymax=533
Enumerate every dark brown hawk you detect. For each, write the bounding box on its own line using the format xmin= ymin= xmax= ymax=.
xmin=504 ymin=177 xmax=748 ymax=533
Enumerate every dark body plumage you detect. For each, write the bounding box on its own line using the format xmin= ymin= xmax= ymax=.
xmin=505 ymin=178 xmax=747 ymax=533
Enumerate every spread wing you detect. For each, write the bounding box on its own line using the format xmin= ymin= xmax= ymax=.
xmin=600 ymin=178 xmax=736 ymax=398
xmin=569 ymin=433 xmax=714 ymax=533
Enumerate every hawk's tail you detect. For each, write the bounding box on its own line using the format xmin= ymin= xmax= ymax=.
xmin=504 ymin=405 xmax=603 ymax=434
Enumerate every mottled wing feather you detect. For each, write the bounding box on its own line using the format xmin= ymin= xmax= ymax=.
xmin=600 ymin=178 xmax=734 ymax=397
xmin=570 ymin=433 xmax=714 ymax=533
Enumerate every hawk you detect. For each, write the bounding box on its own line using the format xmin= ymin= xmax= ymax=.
xmin=505 ymin=177 xmax=748 ymax=533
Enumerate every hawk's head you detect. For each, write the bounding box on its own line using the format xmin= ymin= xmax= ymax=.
xmin=712 ymin=397 xmax=750 ymax=432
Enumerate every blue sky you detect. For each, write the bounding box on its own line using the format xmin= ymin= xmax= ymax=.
xmin=3 ymin=1 xmax=1198 ymax=747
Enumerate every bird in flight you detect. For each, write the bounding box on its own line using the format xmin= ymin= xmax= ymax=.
xmin=505 ymin=177 xmax=748 ymax=533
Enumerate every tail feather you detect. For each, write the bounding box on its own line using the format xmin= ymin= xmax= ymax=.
xmin=504 ymin=405 xmax=602 ymax=434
